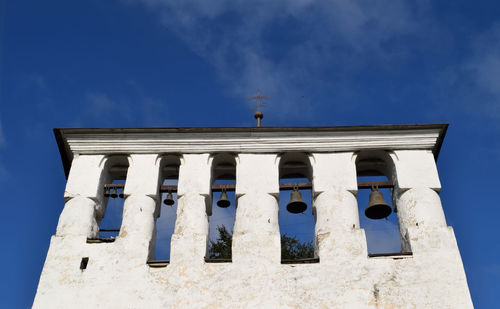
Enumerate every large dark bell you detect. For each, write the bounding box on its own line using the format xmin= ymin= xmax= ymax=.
xmin=163 ymin=192 xmax=175 ymax=206
xmin=119 ymin=188 xmax=125 ymax=199
xmin=217 ymin=190 xmax=231 ymax=208
xmin=286 ymin=187 xmax=307 ymax=214
xmin=110 ymin=187 xmax=118 ymax=199
xmin=365 ymin=189 xmax=392 ymax=219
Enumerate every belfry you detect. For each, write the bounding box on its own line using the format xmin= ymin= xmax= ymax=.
xmin=33 ymin=124 xmax=473 ymax=308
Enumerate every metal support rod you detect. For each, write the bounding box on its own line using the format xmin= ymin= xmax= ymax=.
xmin=255 ymin=111 xmax=263 ymax=127
xmin=105 ymin=180 xmax=393 ymax=192
xmin=104 ymin=184 xmax=125 ymax=188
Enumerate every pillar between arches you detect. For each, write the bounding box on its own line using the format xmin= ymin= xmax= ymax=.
xmin=57 ymin=154 xmax=108 ymax=238
xmin=170 ymin=154 xmax=211 ymax=265
xmin=119 ymin=194 xmax=158 ymax=260
xmin=233 ymin=154 xmax=280 ymax=264
xmin=118 ymin=154 xmax=161 ymax=260
xmin=391 ymin=150 xmax=448 ymax=253
xmin=56 ymin=196 xmax=99 ymax=238
xmin=395 ymin=187 xmax=450 ymax=254
xmin=310 ymin=152 xmax=366 ymax=262
xmin=314 ymin=188 xmax=367 ymax=262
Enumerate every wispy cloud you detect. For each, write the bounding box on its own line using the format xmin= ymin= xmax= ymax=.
xmin=125 ymin=0 xmax=434 ymax=117
xmin=83 ymin=91 xmax=169 ymax=126
xmin=466 ymin=24 xmax=500 ymax=96
xmin=141 ymin=96 xmax=168 ymax=127
xmin=463 ymin=23 xmax=500 ymax=118
xmin=85 ymin=92 xmax=121 ymax=120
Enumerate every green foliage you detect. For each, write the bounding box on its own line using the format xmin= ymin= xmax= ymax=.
xmin=208 ymin=225 xmax=315 ymax=259
xmin=280 ymin=234 xmax=314 ymax=259
xmin=208 ymin=225 xmax=232 ymax=259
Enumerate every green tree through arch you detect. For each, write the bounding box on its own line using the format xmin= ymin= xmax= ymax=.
xmin=208 ymin=225 xmax=314 ymax=259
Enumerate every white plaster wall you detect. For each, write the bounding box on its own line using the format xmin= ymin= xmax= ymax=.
xmin=391 ymin=150 xmax=441 ymax=191
xmin=33 ymin=233 xmax=473 ymax=308
xmin=64 ymin=154 xmax=107 ymax=201
xmin=34 ymin=151 xmax=473 ymax=308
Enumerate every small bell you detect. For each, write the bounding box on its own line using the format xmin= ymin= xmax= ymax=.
xmin=119 ymin=188 xmax=125 ymax=199
xmin=163 ymin=192 xmax=175 ymax=206
xmin=104 ymin=186 xmax=111 ymax=197
xmin=110 ymin=187 xmax=118 ymax=199
xmin=365 ymin=187 xmax=392 ymax=220
xmin=286 ymin=186 xmax=307 ymax=214
xmin=217 ymin=189 xmax=231 ymax=208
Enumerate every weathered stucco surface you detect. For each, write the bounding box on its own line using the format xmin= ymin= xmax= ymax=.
xmin=34 ymin=128 xmax=473 ymax=308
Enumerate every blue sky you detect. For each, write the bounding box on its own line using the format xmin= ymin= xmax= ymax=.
xmin=1 ymin=0 xmax=499 ymax=307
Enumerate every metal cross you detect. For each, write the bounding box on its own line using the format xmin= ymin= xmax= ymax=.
xmin=247 ymin=89 xmax=269 ymax=127
xmin=248 ymin=89 xmax=269 ymax=111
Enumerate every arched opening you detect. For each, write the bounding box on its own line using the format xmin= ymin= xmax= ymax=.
xmin=356 ymin=150 xmax=405 ymax=255
xmin=99 ymin=156 xmax=129 ymax=240
xmin=207 ymin=153 xmax=236 ymax=261
xmin=278 ymin=153 xmax=316 ymax=262
xmin=153 ymin=155 xmax=181 ymax=261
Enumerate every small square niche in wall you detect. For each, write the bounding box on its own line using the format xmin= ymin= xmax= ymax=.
xmin=80 ymin=257 xmax=89 ymax=270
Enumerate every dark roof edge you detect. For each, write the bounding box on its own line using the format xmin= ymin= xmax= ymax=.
xmin=54 ymin=128 xmax=72 ymax=178
xmin=54 ymin=123 xmax=449 ymax=179
xmin=53 ymin=123 xmax=448 ymax=134
xmin=432 ymin=123 xmax=448 ymax=162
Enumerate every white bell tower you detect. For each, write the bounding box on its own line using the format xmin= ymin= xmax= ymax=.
xmin=34 ymin=124 xmax=473 ymax=308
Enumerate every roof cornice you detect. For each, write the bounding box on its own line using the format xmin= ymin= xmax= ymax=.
xmin=54 ymin=124 xmax=449 ymax=178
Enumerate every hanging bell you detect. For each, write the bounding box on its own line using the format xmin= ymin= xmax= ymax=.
xmin=217 ymin=189 xmax=231 ymax=208
xmin=104 ymin=186 xmax=111 ymax=197
xmin=286 ymin=187 xmax=307 ymax=214
xmin=118 ymin=188 xmax=125 ymax=199
xmin=163 ymin=192 xmax=175 ymax=206
xmin=110 ymin=187 xmax=118 ymax=199
xmin=365 ymin=188 xmax=392 ymax=219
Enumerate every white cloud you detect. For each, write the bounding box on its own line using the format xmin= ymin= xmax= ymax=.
xmin=125 ymin=0 xmax=433 ymax=117
xmin=86 ymin=92 xmax=119 ymax=119
xmin=83 ymin=91 xmax=170 ymax=126
xmin=454 ymin=23 xmax=500 ymax=119
xmin=141 ymin=96 xmax=168 ymax=127
xmin=466 ymin=24 xmax=500 ymax=97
